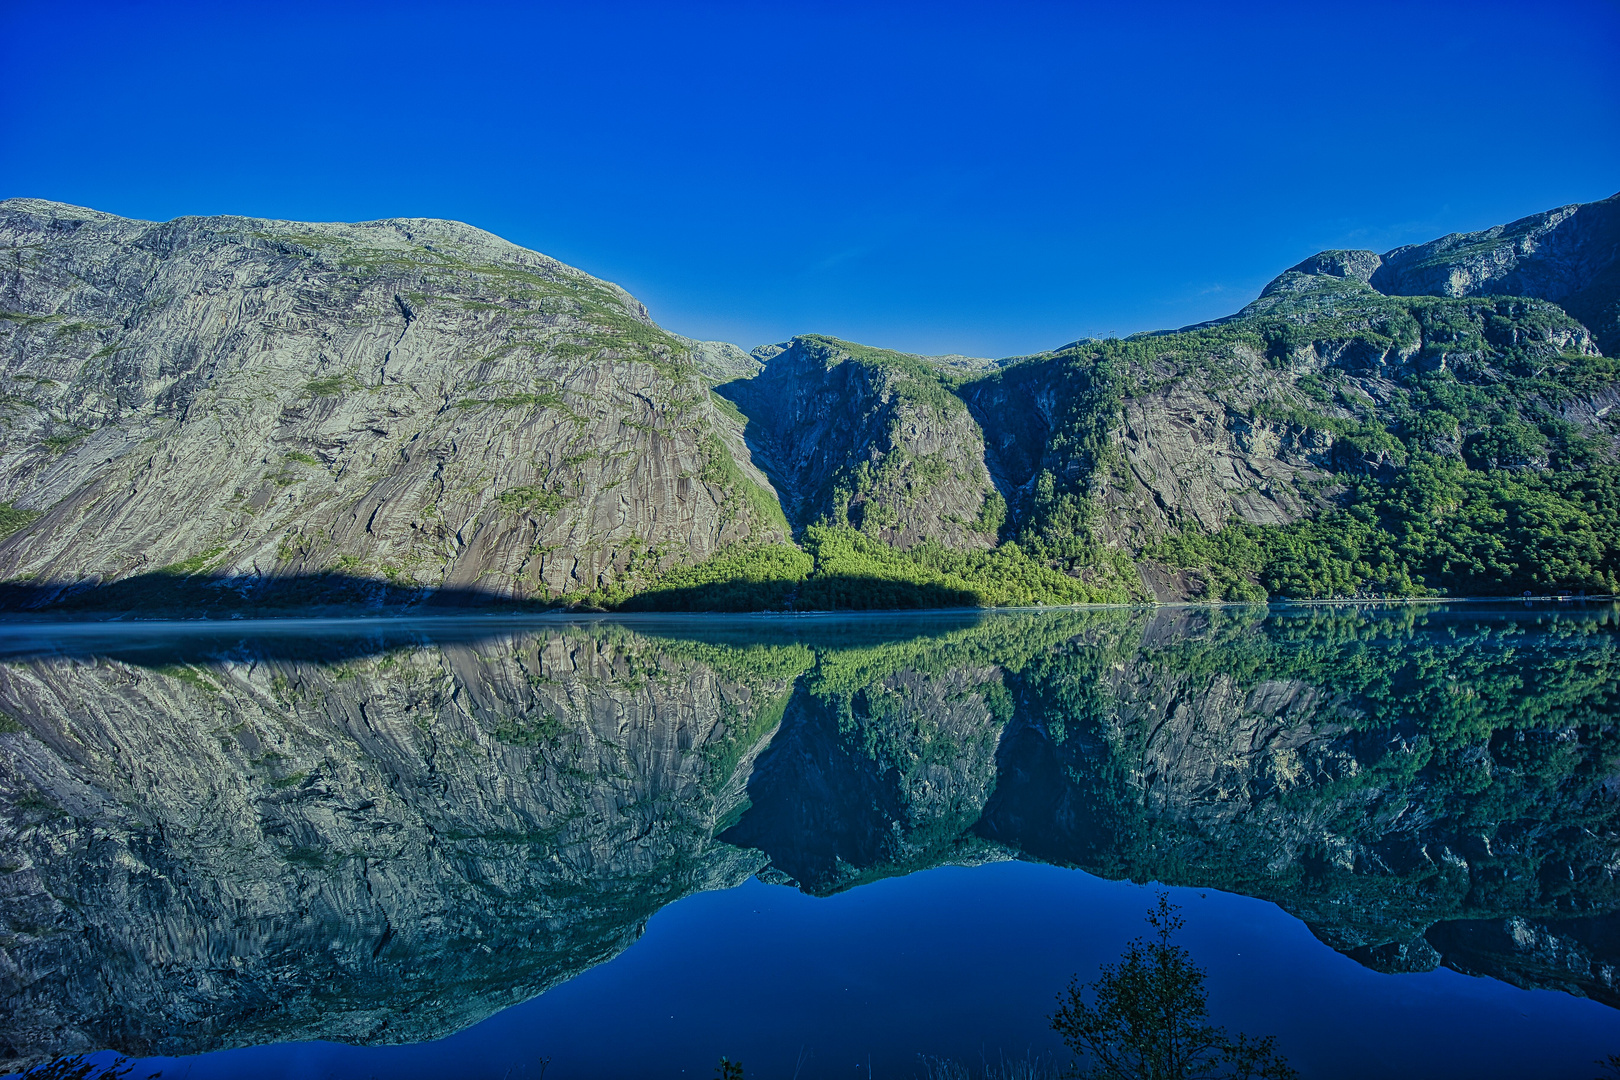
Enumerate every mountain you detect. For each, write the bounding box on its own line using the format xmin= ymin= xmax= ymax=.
xmin=1 ymin=191 xmax=1618 ymax=610
xmin=0 ymin=199 xmax=784 ymax=608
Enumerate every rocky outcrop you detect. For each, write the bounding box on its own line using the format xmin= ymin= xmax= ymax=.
xmin=1087 ymin=277 xmax=1612 ymax=574
xmin=0 ymin=199 xmax=783 ymax=605
xmin=718 ymin=335 xmax=1000 ymax=548
xmin=1256 ymin=190 xmax=1620 ymax=355
xmin=1093 ymin=347 xmax=1338 ymax=548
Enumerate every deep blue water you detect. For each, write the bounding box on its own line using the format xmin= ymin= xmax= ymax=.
xmin=107 ymin=862 xmax=1620 ymax=1080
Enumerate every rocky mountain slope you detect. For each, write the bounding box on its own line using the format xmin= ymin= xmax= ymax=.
xmin=1371 ymin=193 xmax=1620 ymax=356
xmin=713 ymin=191 xmax=1620 ymax=603
xmin=0 ymin=199 xmax=783 ymax=607
xmin=719 ymin=335 xmax=1002 ymax=549
xmin=2 ymin=191 xmax=1618 ymax=610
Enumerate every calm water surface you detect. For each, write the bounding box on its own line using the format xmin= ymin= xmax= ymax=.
xmin=3 ymin=604 xmax=1619 ymax=1078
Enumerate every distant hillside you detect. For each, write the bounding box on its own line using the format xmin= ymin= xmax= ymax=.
xmin=710 ymin=191 xmax=1620 ymax=604
xmin=1 ymin=191 xmax=1617 ymax=611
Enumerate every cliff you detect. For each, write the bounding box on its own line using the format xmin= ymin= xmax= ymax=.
xmin=3 ymin=191 xmax=1619 ymax=610
xmin=0 ymin=199 xmax=783 ymax=606
xmin=718 ymin=335 xmax=1001 ymax=550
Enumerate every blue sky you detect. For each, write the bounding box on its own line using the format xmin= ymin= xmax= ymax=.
xmin=3 ymin=1 xmax=1617 ymax=358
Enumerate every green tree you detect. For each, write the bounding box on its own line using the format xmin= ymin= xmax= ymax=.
xmin=1050 ymin=895 xmax=1295 ymax=1080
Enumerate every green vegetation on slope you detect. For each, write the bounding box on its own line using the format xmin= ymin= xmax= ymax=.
xmin=1136 ymin=294 xmax=1620 ymax=598
xmin=608 ymin=286 xmax=1620 ymax=609
xmin=600 ymin=543 xmax=812 ymax=611
xmin=591 ymin=525 xmax=1135 ymax=612
xmin=1148 ymin=457 xmax=1620 ymax=599
xmin=1001 ymin=288 xmax=1620 ymax=601
xmin=0 ymin=502 xmax=39 ymax=541
xmin=798 ymin=524 xmax=1129 ymax=607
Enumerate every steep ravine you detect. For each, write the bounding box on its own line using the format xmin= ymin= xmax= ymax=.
xmin=717 ymin=335 xmax=1001 ymax=549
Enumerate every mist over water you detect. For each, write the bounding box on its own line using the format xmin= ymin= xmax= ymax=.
xmin=4 ymin=604 xmax=1620 ymax=1078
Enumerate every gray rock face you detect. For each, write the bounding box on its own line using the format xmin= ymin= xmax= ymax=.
xmin=1107 ymin=277 xmax=1610 ymax=592
xmin=0 ymin=200 xmax=783 ymax=603
xmin=1262 ymin=190 xmax=1620 ymax=355
xmin=1286 ymin=249 xmax=1384 ymax=285
xmin=1372 ymin=193 xmax=1619 ymax=307
xmin=719 ymin=336 xmax=1000 ymax=548
xmin=1094 ymin=345 xmax=1338 ymax=549
xmin=4 ymin=191 xmax=1619 ymax=611
xmin=677 ymin=335 xmax=763 ymax=383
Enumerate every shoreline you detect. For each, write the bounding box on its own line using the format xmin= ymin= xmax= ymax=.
xmin=0 ymin=594 xmax=1613 ymax=630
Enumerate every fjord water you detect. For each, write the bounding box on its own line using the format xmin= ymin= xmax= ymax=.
xmin=3 ymin=606 xmax=1620 ymax=1078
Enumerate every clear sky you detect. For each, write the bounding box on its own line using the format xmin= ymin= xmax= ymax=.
xmin=3 ymin=1 xmax=1617 ymax=358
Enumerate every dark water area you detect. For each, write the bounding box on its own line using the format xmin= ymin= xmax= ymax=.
xmin=4 ymin=604 xmax=1620 ymax=1078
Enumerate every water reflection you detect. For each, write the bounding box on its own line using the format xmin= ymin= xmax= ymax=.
xmin=1 ymin=605 xmax=1617 ymax=1071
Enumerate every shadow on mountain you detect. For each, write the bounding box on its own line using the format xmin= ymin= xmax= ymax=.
xmin=0 ymin=570 xmax=993 ymax=622
xmin=618 ymin=572 xmax=984 ymax=613
xmin=0 ymin=572 xmax=548 ymax=618
xmin=0 ymin=617 xmax=529 ymax=666
xmin=712 ymin=376 xmax=805 ymax=536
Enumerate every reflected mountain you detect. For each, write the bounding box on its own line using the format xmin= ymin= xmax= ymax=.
xmin=2 ymin=605 xmax=1619 ymax=1072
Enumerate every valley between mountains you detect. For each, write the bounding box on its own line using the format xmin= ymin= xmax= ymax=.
xmin=1 ymin=191 xmax=1618 ymax=611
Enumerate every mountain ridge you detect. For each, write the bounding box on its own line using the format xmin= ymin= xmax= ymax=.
xmin=3 ymin=191 xmax=1619 ymax=610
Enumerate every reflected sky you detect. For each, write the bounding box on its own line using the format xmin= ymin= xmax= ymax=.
xmin=111 ymin=864 xmax=1620 ymax=1080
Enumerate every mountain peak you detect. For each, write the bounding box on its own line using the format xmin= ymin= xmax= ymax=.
xmin=1287 ymin=249 xmax=1383 ymax=283
xmin=1250 ymin=190 xmax=1620 ymax=354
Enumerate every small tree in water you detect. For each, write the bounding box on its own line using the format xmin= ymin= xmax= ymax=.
xmin=1050 ymin=894 xmax=1296 ymax=1080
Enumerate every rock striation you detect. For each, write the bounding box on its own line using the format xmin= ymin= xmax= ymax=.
xmin=0 ymin=199 xmax=782 ymax=605
xmin=3 ymin=191 xmax=1620 ymax=610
